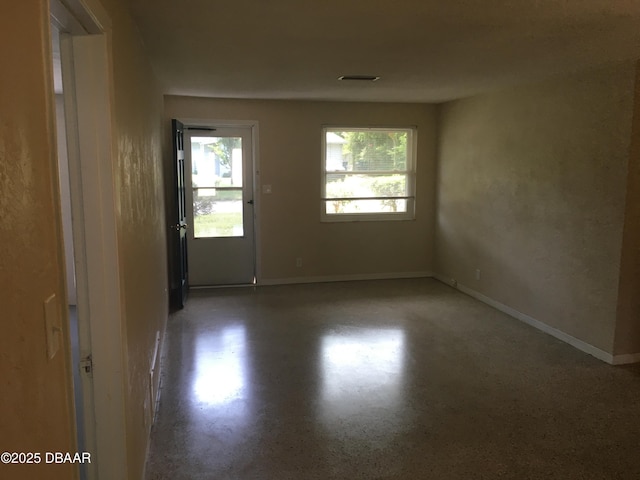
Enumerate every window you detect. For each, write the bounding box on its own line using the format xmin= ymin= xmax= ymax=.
xmin=190 ymin=135 xmax=244 ymax=238
xmin=321 ymin=127 xmax=416 ymax=221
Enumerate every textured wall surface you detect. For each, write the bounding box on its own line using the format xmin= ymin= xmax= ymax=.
xmin=99 ymin=0 xmax=168 ymax=477
xmin=0 ymin=2 xmax=77 ymax=479
xmin=0 ymin=1 xmax=167 ymax=479
xmin=436 ymin=61 xmax=636 ymax=354
xmin=164 ymin=97 xmax=437 ymax=282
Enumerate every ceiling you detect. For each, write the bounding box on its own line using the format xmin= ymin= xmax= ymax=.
xmin=126 ymin=0 xmax=640 ymax=103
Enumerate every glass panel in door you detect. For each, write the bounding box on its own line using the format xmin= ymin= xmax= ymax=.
xmin=190 ymin=136 xmax=243 ymax=238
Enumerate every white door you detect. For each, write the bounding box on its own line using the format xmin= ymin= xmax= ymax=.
xmin=185 ymin=126 xmax=256 ymax=285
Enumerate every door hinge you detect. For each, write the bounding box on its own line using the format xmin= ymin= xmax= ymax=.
xmin=80 ymin=355 xmax=93 ymax=377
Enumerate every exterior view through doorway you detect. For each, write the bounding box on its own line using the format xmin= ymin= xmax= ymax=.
xmin=185 ymin=125 xmax=256 ymax=285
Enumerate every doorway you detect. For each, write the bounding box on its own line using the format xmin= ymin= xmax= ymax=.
xmin=50 ymin=0 xmax=128 ymax=478
xmin=184 ymin=125 xmax=256 ymax=285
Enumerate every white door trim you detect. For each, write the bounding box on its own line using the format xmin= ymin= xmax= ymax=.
xmin=55 ymin=1 xmax=128 ymax=478
xmin=59 ymin=34 xmax=96 ymax=480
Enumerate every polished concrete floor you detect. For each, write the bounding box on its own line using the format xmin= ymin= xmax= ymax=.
xmin=144 ymin=278 xmax=640 ymax=479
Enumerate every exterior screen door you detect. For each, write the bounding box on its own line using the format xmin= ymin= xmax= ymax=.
xmin=185 ymin=126 xmax=255 ymax=285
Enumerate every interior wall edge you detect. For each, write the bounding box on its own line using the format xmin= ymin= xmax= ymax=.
xmin=613 ymin=58 xmax=640 ymax=356
xmin=432 ymin=102 xmax=445 ymax=269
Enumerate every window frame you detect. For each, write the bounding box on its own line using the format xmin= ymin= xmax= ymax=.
xmin=320 ymin=126 xmax=417 ymax=222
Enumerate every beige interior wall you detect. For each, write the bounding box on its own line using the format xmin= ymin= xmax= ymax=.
xmin=436 ymin=61 xmax=637 ymax=354
xmin=0 ymin=0 xmax=167 ymax=478
xmin=99 ymin=0 xmax=168 ymax=477
xmin=0 ymin=3 xmax=77 ymax=479
xmin=615 ymin=61 xmax=640 ymax=356
xmin=164 ymin=97 xmax=437 ymax=281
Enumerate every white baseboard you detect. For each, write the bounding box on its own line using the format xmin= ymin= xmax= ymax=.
xmin=433 ymin=275 xmax=640 ymax=365
xmin=259 ymin=271 xmax=433 ymax=286
xmin=612 ymin=352 xmax=640 ymax=365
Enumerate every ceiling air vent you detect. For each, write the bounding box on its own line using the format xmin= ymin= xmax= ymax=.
xmin=338 ymin=75 xmax=380 ymax=81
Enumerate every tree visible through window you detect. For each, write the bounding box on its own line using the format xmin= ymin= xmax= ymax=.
xmin=322 ymin=127 xmax=416 ymax=221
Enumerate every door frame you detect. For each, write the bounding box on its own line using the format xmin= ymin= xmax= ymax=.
xmin=178 ymin=118 xmax=262 ymax=285
xmin=51 ymin=0 xmax=128 ymax=478
xmin=170 ymin=119 xmax=188 ymax=308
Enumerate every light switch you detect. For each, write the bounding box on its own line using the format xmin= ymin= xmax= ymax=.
xmin=263 ymin=184 xmax=272 ymax=194
xmin=44 ymin=294 xmax=61 ymax=360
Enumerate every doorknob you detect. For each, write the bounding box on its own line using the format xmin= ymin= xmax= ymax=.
xmin=171 ymin=223 xmax=189 ymax=231
xmin=247 ymin=199 xmax=254 ymax=205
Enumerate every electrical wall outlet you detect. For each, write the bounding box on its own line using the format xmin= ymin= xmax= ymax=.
xmin=476 ymin=269 xmax=481 ymax=281
xmin=296 ymin=257 xmax=302 ymax=268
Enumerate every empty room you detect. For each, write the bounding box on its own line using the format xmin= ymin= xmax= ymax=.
xmin=2 ymin=1 xmax=640 ymax=479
